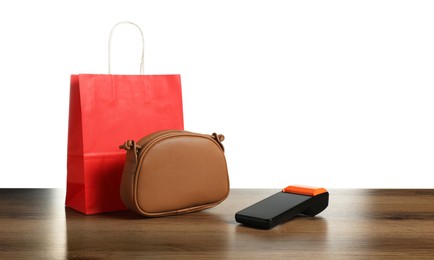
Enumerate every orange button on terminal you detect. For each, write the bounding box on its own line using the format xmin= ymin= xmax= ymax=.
xmin=282 ymin=185 xmax=327 ymax=196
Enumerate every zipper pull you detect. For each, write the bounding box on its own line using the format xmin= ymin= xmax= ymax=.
xmin=119 ymin=140 xmax=134 ymax=150
xmin=119 ymin=140 xmax=141 ymax=171
xmin=119 ymin=140 xmax=142 ymax=150
xmin=212 ymin=133 xmax=225 ymax=152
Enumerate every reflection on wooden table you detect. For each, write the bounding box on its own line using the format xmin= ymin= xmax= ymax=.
xmin=0 ymin=189 xmax=433 ymax=259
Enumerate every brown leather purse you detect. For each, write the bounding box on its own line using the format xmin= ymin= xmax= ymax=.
xmin=119 ymin=130 xmax=229 ymax=217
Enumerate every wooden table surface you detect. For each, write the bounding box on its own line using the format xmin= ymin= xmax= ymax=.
xmin=0 ymin=189 xmax=433 ymax=259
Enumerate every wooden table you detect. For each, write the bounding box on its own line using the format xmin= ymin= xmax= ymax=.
xmin=1 ymin=189 xmax=433 ymax=259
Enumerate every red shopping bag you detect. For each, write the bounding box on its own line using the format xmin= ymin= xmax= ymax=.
xmin=66 ymin=22 xmax=184 ymax=214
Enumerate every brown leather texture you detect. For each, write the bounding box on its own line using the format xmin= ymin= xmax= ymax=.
xmin=119 ymin=130 xmax=229 ymax=217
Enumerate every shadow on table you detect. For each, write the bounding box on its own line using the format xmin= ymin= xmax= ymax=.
xmin=233 ymin=215 xmax=329 ymax=250
xmin=64 ymin=207 xmax=232 ymax=258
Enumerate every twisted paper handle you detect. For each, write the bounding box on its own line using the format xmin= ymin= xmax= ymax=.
xmin=108 ymin=21 xmax=145 ymax=74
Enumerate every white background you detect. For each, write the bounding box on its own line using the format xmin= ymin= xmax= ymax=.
xmin=0 ymin=0 xmax=433 ymax=188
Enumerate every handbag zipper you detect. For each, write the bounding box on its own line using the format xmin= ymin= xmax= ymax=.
xmin=136 ymin=130 xmax=184 ymax=152
xmin=119 ymin=130 xmax=183 ymax=153
xmin=120 ymin=130 xmax=224 ymax=157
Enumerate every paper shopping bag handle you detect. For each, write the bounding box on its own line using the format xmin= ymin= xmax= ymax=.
xmin=108 ymin=21 xmax=145 ymax=74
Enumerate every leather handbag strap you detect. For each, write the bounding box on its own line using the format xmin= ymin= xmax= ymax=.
xmin=119 ymin=140 xmax=140 ymax=174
